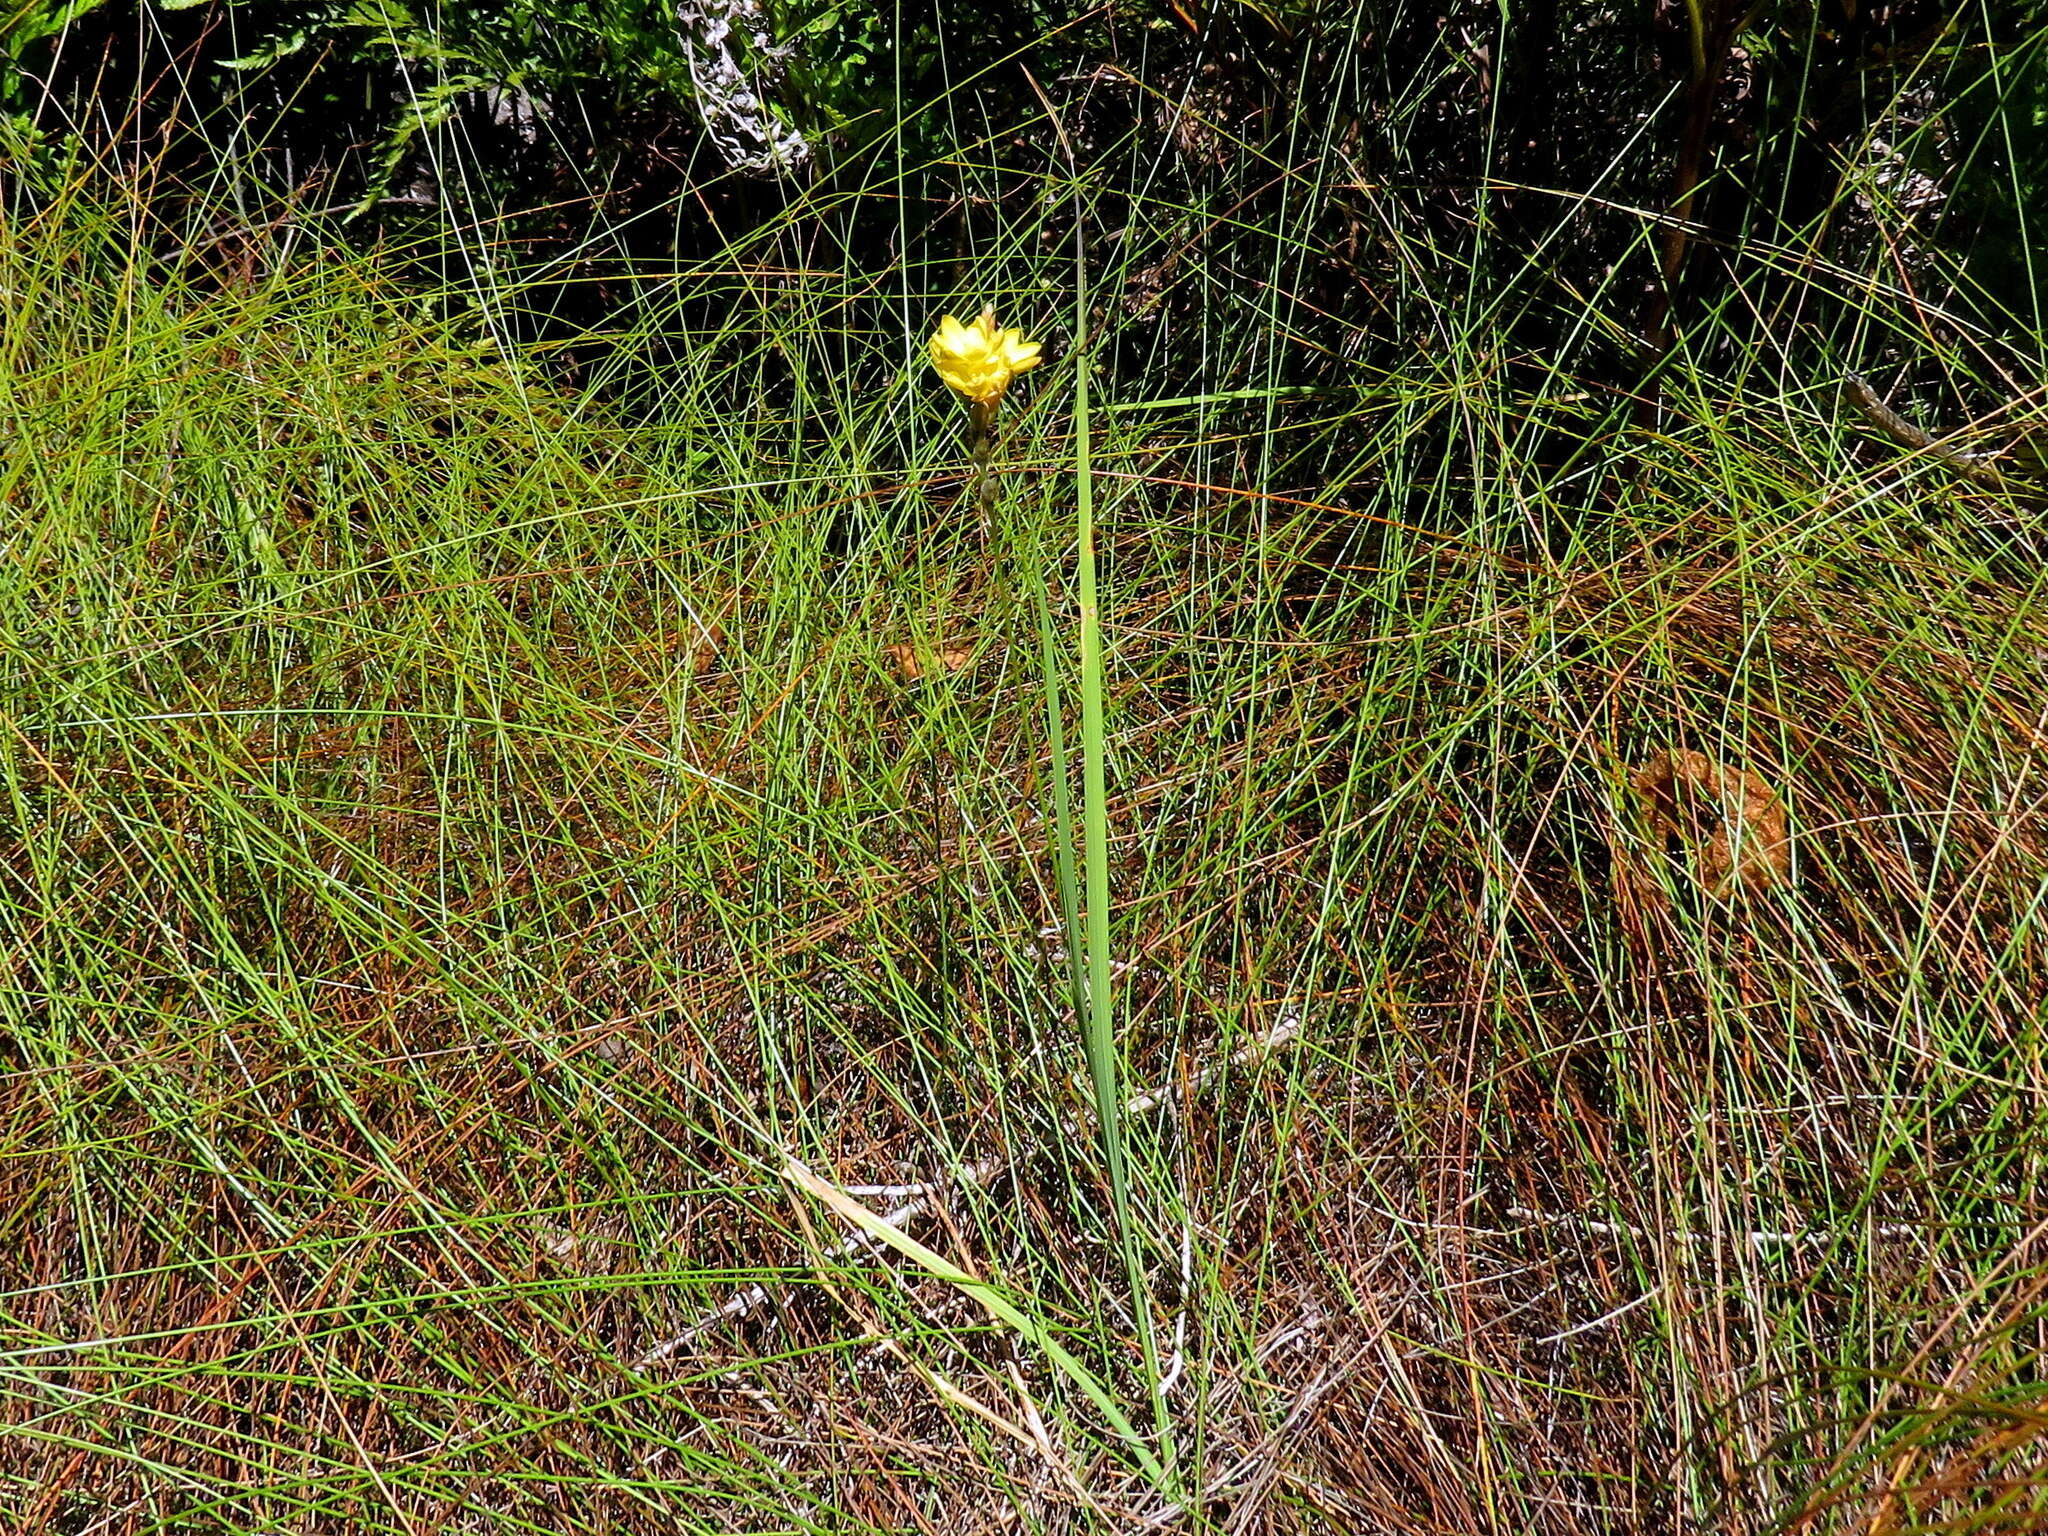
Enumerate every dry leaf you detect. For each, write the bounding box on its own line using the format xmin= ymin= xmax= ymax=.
xmin=685 ymin=618 xmax=723 ymax=674
xmin=883 ymin=638 xmax=976 ymax=681
xmin=1620 ymin=748 xmax=1791 ymax=902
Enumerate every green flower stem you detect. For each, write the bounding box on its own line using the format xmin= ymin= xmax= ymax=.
xmin=969 ymin=398 xmax=998 ymax=536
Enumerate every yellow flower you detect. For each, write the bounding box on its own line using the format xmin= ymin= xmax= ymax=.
xmin=928 ymin=306 xmax=1042 ymax=405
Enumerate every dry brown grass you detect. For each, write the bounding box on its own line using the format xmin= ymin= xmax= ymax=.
xmin=8 ymin=492 xmax=2047 ymax=1532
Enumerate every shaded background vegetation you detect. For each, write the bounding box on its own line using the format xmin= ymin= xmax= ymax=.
xmin=12 ymin=1 xmax=2043 ymax=380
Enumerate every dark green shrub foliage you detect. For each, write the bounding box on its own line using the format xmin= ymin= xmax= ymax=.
xmin=8 ymin=1 xmax=2041 ymax=401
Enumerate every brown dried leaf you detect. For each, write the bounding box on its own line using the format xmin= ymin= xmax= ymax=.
xmin=686 ymin=618 xmax=724 ymax=674
xmin=1622 ymin=747 xmax=1791 ymax=901
xmin=882 ymin=638 xmax=976 ymax=682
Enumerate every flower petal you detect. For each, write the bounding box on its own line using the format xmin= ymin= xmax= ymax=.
xmin=928 ymin=308 xmax=1042 ymax=404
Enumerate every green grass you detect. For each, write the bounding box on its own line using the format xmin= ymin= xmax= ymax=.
xmin=4 ymin=65 xmax=2048 ymax=1534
